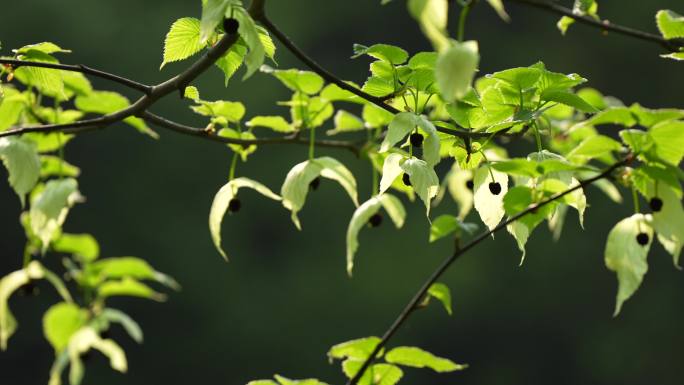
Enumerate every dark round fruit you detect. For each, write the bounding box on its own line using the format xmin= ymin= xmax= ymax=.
xmin=80 ymin=351 xmax=92 ymax=363
xmin=410 ymin=133 xmax=424 ymax=148
xmin=309 ymin=177 xmax=321 ymax=191
xmin=488 ymin=182 xmax=502 ymax=195
xmin=465 ymin=179 xmax=474 ymax=191
xmin=636 ymin=233 xmax=649 ymax=246
xmin=649 ymin=197 xmax=663 ymax=212
xmin=368 ymin=213 xmax=383 ymax=228
xmin=402 ymin=173 xmax=412 ymax=187
xmin=223 ymin=18 xmax=240 ymax=34
xmin=99 ymin=330 xmax=111 ymax=340
xmin=228 ymin=198 xmax=241 ymax=213
xmin=18 ymin=282 xmax=39 ymax=297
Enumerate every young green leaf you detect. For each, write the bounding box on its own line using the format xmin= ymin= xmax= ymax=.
xmin=380 ymin=112 xmax=418 ymax=153
xmin=52 ymin=233 xmax=100 ymax=262
xmin=328 ymin=336 xmax=382 ymax=361
xmin=427 ymin=282 xmax=453 ymax=315
xmin=191 ymin=100 xmax=246 ymax=123
xmin=199 ymin=0 xmax=236 ymax=43
xmin=352 ymin=43 xmax=409 ymax=65
xmin=75 ymin=91 xmax=158 ymax=138
xmin=408 ymin=0 xmax=450 ymax=51
xmin=445 ymin=165 xmax=474 ymax=219
xmin=215 ymin=42 xmax=248 ymax=86
xmin=30 ymin=178 xmax=83 ymax=252
xmin=385 ymin=346 xmax=467 ymax=372
xmin=65 ymin=327 xmax=127 ymax=385
xmin=415 ymin=115 xmax=441 ymax=166
xmin=435 ymin=41 xmax=479 ymax=103
xmin=0 ymin=137 xmax=41 ymax=206
xmin=87 ymin=257 xmax=180 ymax=290
xmin=379 ymin=153 xmax=406 ymax=195
xmin=327 ymin=110 xmax=365 ymax=135
xmin=604 ymin=214 xmax=654 ymax=316
xmin=341 ymin=361 xmax=403 ymax=385
xmin=646 ymin=184 xmax=684 ymax=268
xmin=486 ymin=0 xmax=510 ymax=21
xmin=656 ymin=10 xmax=684 ymax=39
xmin=346 ymin=194 xmax=406 ymax=275
xmin=281 ymin=157 xmax=359 ymax=230
xmin=401 ymin=158 xmax=440 ymax=218
xmin=100 ymin=308 xmax=144 ymax=344
xmin=161 ymin=18 xmax=206 ymax=69
xmin=649 ymin=120 xmax=684 ymax=166
xmin=262 ymin=66 xmax=325 ymax=95
xmin=246 ymin=116 xmax=294 ymax=133
xmin=473 ymin=166 xmax=508 ymax=232
xmin=98 ymin=278 xmax=166 ymax=301
xmin=234 ymin=6 xmax=266 ymax=79
xmin=429 ymin=215 xmax=477 ymax=243
xmin=43 ymin=303 xmax=88 ymax=352
xmin=209 ymin=177 xmax=281 ymax=260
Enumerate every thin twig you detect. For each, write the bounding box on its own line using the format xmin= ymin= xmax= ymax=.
xmin=345 ymin=153 xmax=633 ymax=385
xmin=142 ymin=111 xmax=362 ymax=155
xmin=0 ymin=59 xmax=153 ymax=94
xmin=505 ymin=0 xmax=684 ymax=52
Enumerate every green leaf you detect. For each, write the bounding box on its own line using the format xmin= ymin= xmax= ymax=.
xmin=88 ymin=257 xmax=179 ymax=290
xmin=645 ymin=184 xmax=684 ymax=268
xmin=427 ymin=282 xmax=453 ymax=315
xmin=401 ymin=158 xmax=440 ymax=218
xmin=380 ymin=112 xmax=419 ymax=153
xmin=379 ymin=153 xmax=406 ymax=195
xmin=53 ymin=233 xmax=100 ymax=262
xmin=435 ymin=41 xmax=479 ymax=102
xmin=661 ymin=51 xmax=684 ymax=61
xmin=445 ymin=165 xmax=474 ymax=219
xmin=247 ymin=381 xmax=279 ymax=385
xmin=346 ymin=194 xmax=406 ymax=275
xmin=429 ymin=215 xmax=477 ymax=243
xmin=385 ymin=346 xmax=467 ymax=372
xmin=43 ymin=303 xmax=88 ymax=352
xmin=75 ymin=91 xmax=157 ymax=138
xmin=100 ymin=308 xmax=143 ymax=344
xmin=262 ymin=66 xmax=325 ymax=95
xmin=191 ymin=100 xmax=246 ymax=123
xmin=30 ymin=178 xmax=82 ymax=252
xmin=0 ymin=137 xmax=41 ymax=206
xmin=473 ymin=166 xmax=508 ymax=231
xmin=567 ymin=135 xmax=622 ymax=163
xmin=542 ymin=90 xmax=598 ymax=112
xmin=281 ymin=157 xmax=358 ymax=230
xmin=246 ymin=116 xmax=294 ymax=133
xmin=66 ymin=327 xmax=127 ymax=385
xmin=199 ymin=0 xmax=235 ymax=43
xmin=408 ymin=0 xmax=450 ymax=51
xmin=649 ymin=120 xmax=684 ymax=165
xmin=656 ymin=10 xmax=684 ymax=39
xmin=234 ymin=6 xmax=266 ymax=79
xmin=13 ymin=50 xmax=66 ymax=100
xmin=415 ymin=115 xmax=441 ymax=166
xmin=209 ymin=177 xmax=281 ymax=260
xmin=486 ymin=0 xmax=510 ymax=21
xmin=352 ymin=44 xmax=408 ymax=65
xmin=40 ymin=156 xmax=81 ymax=178
xmin=0 ymin=88 xmax=28 ymax=130
xmin=161 ymin=18 xmax=206 ymax=69
xmin=328 ymin=336 xmax=382 ymax=361
xmin=98 ymin=278 xmax=165 ymax=301
xmin=327 ymin=110 xmax=365 ymax=135
xmin=341 ymin=361 xmax=403 ymax=385
xmin=605 ymin=214 xmax=654 ymax=316
xmin=215 ymin=42 xmax=248 ymax=86
xmin=274 ymin=375 xmax=329 ymax=385
xmin=14 ymin=42 xmax=71 ymax=55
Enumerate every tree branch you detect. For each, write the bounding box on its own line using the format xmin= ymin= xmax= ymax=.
xmin=345 ymin=153 xmax=634 ymax=385
xmin=257 ymin=14 xmax=514 ymax=141
xmin=141 ymin=111 xmax=362 ymax=155
xmin=0 ymin=59 xmax=153 ymax=94
xmin=504 ymin=0 xmax=684 ymax=52
xmin=0 ymin=33 xmax=240 ymax=139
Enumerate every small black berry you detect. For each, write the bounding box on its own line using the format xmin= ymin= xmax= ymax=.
xmin=488 ymin=182 xmax=502 ymax=195
xmin=636 ymin=233 xmax=649 ymax=246
xmin=410 ymin=133 xmax=424 ymax=148
xmin=99 ymin=330 xmax=111 ymax=340
xmin=223 ymin=18 xmax=240 ymax=35
xmin=368 ymin=213 xmax=383 ymax=228
xmin=402 ymin=173 xmax=412 ymax=187
xmin=649 ymin=197 xmax=663 ymax=212
xmin=228 ymin=198 xmax=241 ymax=213
xmin=309 ymin=177 xmax=321 ymax=191
xmin=465 ymin=179 xmax=474 ymax=191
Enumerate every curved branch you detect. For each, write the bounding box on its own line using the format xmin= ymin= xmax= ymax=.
xmin=141 ymin=111 xmax=362 ymax=155
xmin=505 ymin=0 xmax=684 ymax=52
xmin=346 ymin=153 xmax=634 ymax=385
xmin=0 ymin=59 xmax=153 ymax=94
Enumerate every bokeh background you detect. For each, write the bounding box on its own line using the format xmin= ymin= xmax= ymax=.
xmin=2 ymin=1 xmax=684 ymax=384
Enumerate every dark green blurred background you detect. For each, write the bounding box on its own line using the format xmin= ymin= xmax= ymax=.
xmin=2 ymin=1 xmax=684 ymax=384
